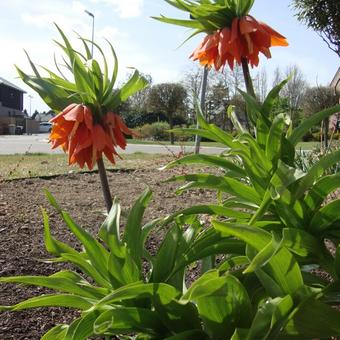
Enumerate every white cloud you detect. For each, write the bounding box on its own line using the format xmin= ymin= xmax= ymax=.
xmin=90 ymin=0 xmax=144 ymax=18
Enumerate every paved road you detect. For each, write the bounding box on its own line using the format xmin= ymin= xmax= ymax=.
xmin=0 ymin=134 xmax=226 ymax=155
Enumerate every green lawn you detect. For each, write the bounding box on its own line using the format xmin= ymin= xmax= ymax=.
xmin=128 ymin=139 xmax=322 ymax=150
xmin=0 ymin=153 xmax=167 ymax=180
xmin=0 ymin=141 xmax=333 ymax=180
xmin=127 ymin=139 xmax=225 ymax=147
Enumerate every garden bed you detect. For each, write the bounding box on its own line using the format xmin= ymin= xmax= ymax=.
xmin=0 ymin=164 xmax=217 ymax=339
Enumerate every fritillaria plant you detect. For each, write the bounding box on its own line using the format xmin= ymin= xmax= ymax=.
xmin=16 ymin=24 xmax=148 ymax=211
xmin=154 ymin=0 xmax=288 ymax=99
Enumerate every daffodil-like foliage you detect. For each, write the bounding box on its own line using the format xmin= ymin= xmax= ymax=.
xmin=154 ymin=0 xmax=288 ymax=69
xmin=16 ymin=24 xmax=148 ymax=169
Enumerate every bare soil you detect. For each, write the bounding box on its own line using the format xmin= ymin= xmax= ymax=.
xmin=0 ymin=162 xmax=216 ymax=339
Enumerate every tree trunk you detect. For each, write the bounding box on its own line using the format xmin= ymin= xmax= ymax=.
xmin=169 ymin=114 xmax=175 ymax=145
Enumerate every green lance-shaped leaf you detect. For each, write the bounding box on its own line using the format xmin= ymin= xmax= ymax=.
xmin=218 ymin=256 xmax=249 ymax=274
xmin=282 ymin=228 xmax=321 ymax=259
xmin=107 ymin=248 xmax=140 ymax=288
xmin=161 ymin=154 xmax=246 ymax=178
xmin=213 ymin=221 xmax=304 ymax=296
xmin=247 ymin=295 xmax=294 ymax=339
xmin=16 ymin=66 xmax=73 ymax=112
xmin=282 ymin=298 xmax=340 ymax=338
xmin=43 ymin=193 xmax=111 ymax=286
xmin=293 ymin=148 xmax=340 ymax=200
xmin=60 ymin=253 xmax=110 ymax=288
xmin=163 ymin=204 xmax=251 ymax=225
xmin=0 ymin=270 xmax=108 ymax=299
xmin=41 ymin=325 xmax=69 ymax=340
xmin=169 ymin=227 xmax=245 ymax=278
xmin=97 ymin=281 xmax=179 ymax=307
xmin=99 ymin=198 xmax=140 ymax=288
xmin=152 ymin=15 xmax=205 ymax=29
xmin=250 ymin=161 xmax=306 ymax=225
xmin=99 ymin=197 xmax=123 ymax=255
xmin=164 ymin=330 xmax=208 ymax=340
xmin=304 ymin=172 xmax=340 ymax=211
xmin=0 ymin=294 xmax=94 ymax=312
xmin=123 ymin=188 xmax=153 ymax=272
xmin=93 ymin=307 xmax=165 ymax=336
xmin=102 ymin=39 xmax=119 ymax=101
xmin=336 ymin=245 xmax=340 ymax=280
xmin=61 ymin=211 xmax=110 ymax=282
xmin=167 ymin=173 xmax=261 ymax=205
xmin=256 ymin=117 xmax=270 ymax=149
xmin=64 ymin=311 xmax=100 ymax=340
xmin=309 ymin=199 xmax=340 ymax=233
xmin=105 ymin=69 xmax=148 ymax=108
xmin=228 ymin=105 xmax=246 ymax=134
xmin=261 ymin=78 xmax=289 ymax=117
xmin=238 ymin=133 xmax=272 ymax=174
xmin=96 ymin=281 xmax=201 ymax=332
xmin=243 ymin=232 xmax=283 ymax=274
xmin=54 ymin=24 xmax=96 ymax=102
xmin=289 ymin=104 xmax=340 ymax=146
xmin=41 ymin=207 xmax=78 ymax=257
xmin=239 ymin=89 xmax=269 ymax=127
xmin=182 ymin=270 xmax=252 ymax=339
xmin=265 ymin=113 xmax=290 ymax=165
xmin=195 ymin=99 xmax=245 ymax=150
xmin=151 ymin=223 xmax=188 ymax=288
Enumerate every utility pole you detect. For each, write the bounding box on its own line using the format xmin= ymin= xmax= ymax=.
xmin=195 ymin=66 xmax=209 ymax=154
xmin=28 ymin=94 xmax=33 ymax=116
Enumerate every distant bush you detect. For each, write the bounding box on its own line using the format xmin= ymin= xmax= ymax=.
xmin=134 ymin=122 xmax=194 ymax=142
xmin=135 ymin=122 xmax=170 ymax=141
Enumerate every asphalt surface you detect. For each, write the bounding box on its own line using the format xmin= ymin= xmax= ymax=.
xmin=0 ymin=134 xmax=226 ymax=155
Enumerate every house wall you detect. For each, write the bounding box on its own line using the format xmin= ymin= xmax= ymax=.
xmin=331 ymin=67 xmax=340 ymax=96
xmin=0 ymin=84 xmax=23 ymax=111
xmin=0 ymin=102 xmax=24 ymax=117
xmin=0 ymin=117 xmax=15 ymax=134
xmin=24 ymin=118 xmax=39 ymax=134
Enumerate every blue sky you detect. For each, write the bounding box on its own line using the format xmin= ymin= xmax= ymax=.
xmin=0 ymin=0 xmax=339 ymax=113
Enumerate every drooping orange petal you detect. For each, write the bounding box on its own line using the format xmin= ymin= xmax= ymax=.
xmin=83 ymin=106 xmax=93 ymax=130
xmin=239 ymin=15 xmax=258 ymax=34
xmin=50 ymin=103 xmax=77 ymax=123
xmin=115 ymin=114 xmax=134 ymax=136
xmin=190 ymin=14 xmax=288 ymax=71
xmin=113 ymin=125 xmax=127 ymax=149
xmin=92 ymin=124 xmax=107 ymax=152
xmin=63 ymin=104 xmax=84 ymax=122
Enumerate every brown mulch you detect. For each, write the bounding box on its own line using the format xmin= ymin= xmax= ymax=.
xmin=0 ymin=163 xmax=217 ymax=340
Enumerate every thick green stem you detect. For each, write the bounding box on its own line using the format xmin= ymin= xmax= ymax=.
xmin=97 ymin=157 xmax=112 ymax=213
xmin=241 ymin=58 xmax=256 ymax=98
xmin=241 ymin=58 xmax=256 ymax=131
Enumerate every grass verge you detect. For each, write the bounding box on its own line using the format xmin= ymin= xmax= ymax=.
xmin=128 ymin=139 xmax=324 ymax=150
xmin=0 ymin=153 xmax=170 ymax=180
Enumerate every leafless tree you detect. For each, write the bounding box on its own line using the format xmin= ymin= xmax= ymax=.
xmin=281 ymin=64 xmax=308 ymax=125
xmin=272 ymin=66 xmax=283 ymax=88
xmin=254 ymin=67 xmax=268 ymax=102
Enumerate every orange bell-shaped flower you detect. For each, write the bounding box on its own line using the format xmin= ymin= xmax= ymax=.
xmin=49 ymin=104 xmax=133 ymax=170
xmin=190 ymin=15 xmax=288 ymax=70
